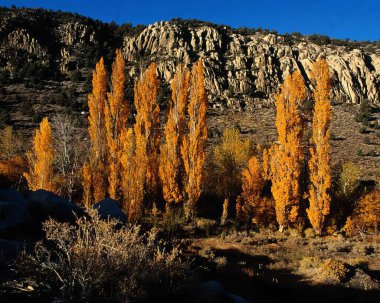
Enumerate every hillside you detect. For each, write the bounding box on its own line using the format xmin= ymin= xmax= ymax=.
xmin=0 ymin=7 xmax=379 ymax=180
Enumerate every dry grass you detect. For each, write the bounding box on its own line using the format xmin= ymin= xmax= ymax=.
xmin=318 ymin=258 xmax=349 ymax=283
xmin=18 ymin=209 xmax=190 ymax=302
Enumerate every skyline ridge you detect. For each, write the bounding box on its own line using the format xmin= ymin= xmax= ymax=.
xmin=2 ymin=0 xmax=379 ymax=42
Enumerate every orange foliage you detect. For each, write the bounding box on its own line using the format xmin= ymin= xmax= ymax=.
xmin=307 ymin=59 xmax=332 ymax=235
xmin=134 ymin=63 xmax=160 ymax=203
xmin=86 ymin=57 xmax=108 ymax=203
xmin=271 ymin=71 xmax=306 ymax=231
xmin=241 ymin=156 xmax=265 ymax=225
xmin=181 ymin=60 xmax=207 ymax=219
xmin=159 ymin=64 xmax=190 ymax=204
xmin=0 ymin=155 xmax=27 ymax=183
xmin=344 ymin=190 xmax=380 ymax=237
xmin=105 ymin=49 xmax=129 ymax=199
xmin=24 ymin=118 xmax=56 ymax=192
xmin=120 ymin=127 xmax=146 ymax=222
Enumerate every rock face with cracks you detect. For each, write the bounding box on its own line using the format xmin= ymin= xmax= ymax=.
xmin=0 ymin=7 xmax=379 ymax=113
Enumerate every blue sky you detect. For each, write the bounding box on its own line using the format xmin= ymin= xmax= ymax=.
xmin=2 ymin=0 xmax=379 ymax=41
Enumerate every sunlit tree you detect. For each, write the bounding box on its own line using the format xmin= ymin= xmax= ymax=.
xmin=307 ymin=59 xmax=332 ymax=235
xmin=241 ymin=156 xmax=265 ymax=226
xmin=211 ymin=128 xmax=251 ymax=199
xmin=86 ymin=57 xmax=108 ymax=203
xmin=105 ymin=49 xmax=129 ymax=199
xmin=181 ymin=60 xmax=207 ymax=219
xmin=271 ymin=71 xmax=306 ymax=232
xmin=159 ymin=64 xmax=190 ymax=205
xmin=134 ymin=63 xmax=160 ymax=204
xmin=24 ymin=117 xmax=55 ymax=192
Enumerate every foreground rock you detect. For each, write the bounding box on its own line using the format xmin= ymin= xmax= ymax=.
xmin=0 ymin=189 xmax=32 ymax=237
xmin=93 ymin=198 xmax=127 ymax=223
xmin=26 ymin=189 xmax=84 ymax=224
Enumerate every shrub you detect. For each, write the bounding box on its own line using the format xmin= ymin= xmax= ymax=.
xmin=198 ymin=246 xmax=215 ymax=260
xmin=299 ymin=256 xmax=322 ymax=271
xmin=163 ymin=206 xmax=186 ymax=235
xmin=214 ymin=256 xmax=227 ymax=269
xmin=318 ymin=259 xmax=349 ymax=283
xmin=344 ymin=190 xmax=380 ymax=237
xmin=19 ymin=210 xmax=190 ymax=302
xmin=303 ymin=228 xmax=316 ymax=239
xmin=196 ymin=218 xmax=217 ymax=236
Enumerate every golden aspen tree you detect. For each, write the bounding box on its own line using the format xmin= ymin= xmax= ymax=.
xmin=24 ymin=117 xmax=56 ymax=192
xmin=344 ymin=190 xmax=380 ymax=237
xmin=105 ymin=49 xmax=129 ymax=199
xmin=134 ymin=63 xmax=160 ymax=203
xmin=120 ymin=127 xmax=146 ymax=222
xmin=307 ymin=59 xmax=332 ymax=235
xmin=181 ymin=60 xmax=207 ymax=219
xmin=86 ymin=57 xmax=108 ymax=203
xmin=271 ymin=71 xmax=306 ymax=232
xmin=241 ymin=156 xmax=265 ymax=225
xmin=212 ymin=128 xmax=251 ymax=199
xmin=159 ymin=64 xmax=190 ymax=205
xmin=82 ymin=163 xmax=91 ymax=208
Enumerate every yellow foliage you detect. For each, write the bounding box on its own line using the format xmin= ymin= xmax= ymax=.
xmin=212 ymin=128 xmax=251 ymax=198
xmin=134 ymin=63 xmax=160 ymax=203
xmin=86 ymin=57 xmax=108 ymax=203
xmin=271 ymin=71 xmax=306 ymax=231
xmin=181 ymin=60 xmax=207 ymax=219
xmin=105 ymin=49 xmax=129 ymax=199
xmin=307 ymin=59 xmax=332 ymax=235
xmin=159 ymin=64 xmax=190 ymax=204
xmin=346 ymin=190 xmax=380 ymax=236
xmin=120 ymin=127 xmax=146 ymax=223
xmin=337 ymin=162 xmax=360 ymax=199
xmin=0 ymin=155 xmax=27 ymax=182
xmin=24 ymin=117 xmax=56 ymax=192
xmin=241 ymin=156 xmax=265 ymax=225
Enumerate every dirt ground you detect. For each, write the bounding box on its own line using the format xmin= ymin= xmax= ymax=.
xmin=187 ymin=228 xmax=380 ymax=303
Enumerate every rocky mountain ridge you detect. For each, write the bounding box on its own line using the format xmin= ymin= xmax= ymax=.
xmin=124 ymin=20 xmax=380 ymax=109
xmin=0 ymin=7 xmax=379 ymax=113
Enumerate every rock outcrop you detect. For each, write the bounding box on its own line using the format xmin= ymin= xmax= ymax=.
xmin=123 ymin=22 xmax=380 ymax=107
xmin=0 ymin=7 xmax=379 ymax=111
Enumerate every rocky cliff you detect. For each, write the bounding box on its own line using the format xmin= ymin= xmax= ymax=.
xmin=0 ymin=7 xmax=379 ymax=110
xmin=123 ymin=21 xmax=380 ymax=108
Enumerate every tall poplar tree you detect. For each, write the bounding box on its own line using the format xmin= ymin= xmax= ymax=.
xmin=84 ymin=57 xmax=108 ymax=204
xmin=307 ymin=59 xmax=332 ymax=235
xmin=105 ymin=49 xmax=129 ymax=199
xmin=271 ymin=71 xmax=306 ymax=232
xmin=159 ymin=64 xmax=190 ymax=205
xmin=134 ymin=63 xmax=160 ymax=204
xmin=181 ymin=60 xmax=207 ymax=219
xmin=24 ymin=117 xmax=55 ymax=192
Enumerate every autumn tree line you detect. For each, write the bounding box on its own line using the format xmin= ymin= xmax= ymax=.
xmin=6 ymin=50 xmax=378 ymax=236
